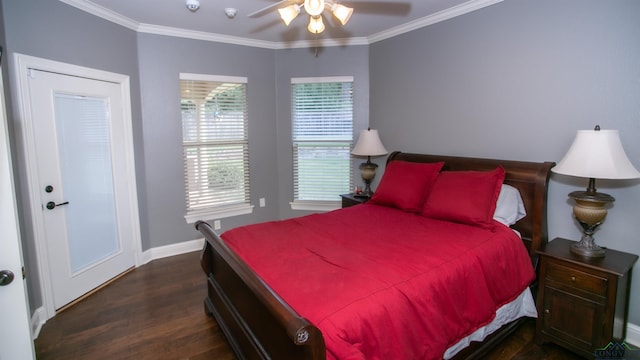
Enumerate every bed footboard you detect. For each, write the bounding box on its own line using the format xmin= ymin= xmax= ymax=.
xmin=196 ymin=220 xmax=325 ymax=360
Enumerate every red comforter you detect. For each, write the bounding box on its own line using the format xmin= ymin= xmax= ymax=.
xmin=221 ymin=204 xmax=535 ymax=360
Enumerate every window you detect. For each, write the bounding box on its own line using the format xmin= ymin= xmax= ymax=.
xmin=291 ymin=76 xmax=354 ymax=211
xmin=180 ymin=73 xmax=252 ymax=223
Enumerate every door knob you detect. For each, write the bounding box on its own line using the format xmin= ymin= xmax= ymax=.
xmin=0 ymin=270 xmax=14 ymax=286
xmin=46 ymin=201 xmax=69 ymax=210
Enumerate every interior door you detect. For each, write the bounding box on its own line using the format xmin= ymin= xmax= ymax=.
xmin=0 ymin=60 xmax=36 ymax=359
xmin=27 ymin=69 xmax=136 ymax=310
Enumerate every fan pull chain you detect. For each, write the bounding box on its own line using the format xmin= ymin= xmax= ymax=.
xmin=313 ymin=32 xmax=320 ymax=57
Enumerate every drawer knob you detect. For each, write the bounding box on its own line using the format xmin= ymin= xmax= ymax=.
xmin=544 ymin=309 xmax=550 ymax=314
xmin=571 ymin=276 xmax=576 ymax=281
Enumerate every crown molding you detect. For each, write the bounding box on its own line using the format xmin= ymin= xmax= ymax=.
xmin=58 ymin=0 xmax=139 ymax=31
xmin=274 ymin=36 xmax=370 ymax=49
xmin=136 ymin=23 xmax=370 ymax=49
xmin=367 ymin=0 xmax=504 ymax=44
xmin=136 ymin=23 xmax=277 ymax=49
xmin=58 ymin=0 xmax=503 ymax=49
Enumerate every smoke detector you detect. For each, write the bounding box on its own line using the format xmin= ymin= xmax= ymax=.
xmin=224 ymin=8 xmax=238 ymax=19
xmin=186 ymin=0 xmax=200 ymax=12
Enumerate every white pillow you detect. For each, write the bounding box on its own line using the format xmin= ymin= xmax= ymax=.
xmin=493 ymin=184 xmax=526 ymax=226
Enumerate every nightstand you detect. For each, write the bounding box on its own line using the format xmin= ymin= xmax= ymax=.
xmin=535 ymin=238 xmax=638 ymax=358
xmin=340 ymin=193 xmax=369 ymax=208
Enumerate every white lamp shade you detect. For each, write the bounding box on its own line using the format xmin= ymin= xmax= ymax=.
xmin=278 ymin=5 xmax=300 ymax=26
xmin=552 ymin=129 xmax=640 ymax=179
xmin=352 ymin=129 xmax=388 ymax=157
xmin=307 ymin=15 xmax=325 ymax=33
xmin=331 ymin=4 xmax=353 ymax=25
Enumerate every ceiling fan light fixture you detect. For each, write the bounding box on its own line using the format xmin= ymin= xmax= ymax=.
xmin=307 ymin=15 xmax=325 ymax=33
xmin=278 ymin=5 xmax=300 ymax=26
xmin=304 ymin=0 xmax=326 ymax=17
xmin=331 ymin=4 xmax=353 ymax=25
xmin=274 ymin=0 xmax=351 ymax=34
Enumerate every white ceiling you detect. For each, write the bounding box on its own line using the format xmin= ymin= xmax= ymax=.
xmin=59 ymin=0 xmax=503 ymax=48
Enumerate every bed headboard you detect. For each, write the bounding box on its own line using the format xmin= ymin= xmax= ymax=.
xmin=386 ymin=151 xmax=555 ymax=260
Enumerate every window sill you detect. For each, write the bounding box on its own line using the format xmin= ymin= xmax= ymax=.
xmin=185 ymin=203 xmax=254 ymax=224
xmin=290 ymin=200 xmax=340 ymax=212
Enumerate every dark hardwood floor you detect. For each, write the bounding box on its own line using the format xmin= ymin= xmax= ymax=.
xmin=35 ymin=251 xmax=584 ymax=359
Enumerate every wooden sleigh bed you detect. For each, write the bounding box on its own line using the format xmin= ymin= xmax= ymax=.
xmin=196 ymin=151 xmax=554 ymax=359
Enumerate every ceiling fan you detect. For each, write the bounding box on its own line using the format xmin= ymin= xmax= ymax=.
xmin=248 ymin=0 xmax=411 ymax=34
xmin=249 ymin=0 xmax=352 ymax=34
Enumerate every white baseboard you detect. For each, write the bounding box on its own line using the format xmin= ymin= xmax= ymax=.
xmin=628 ymin=322 xmax=640 ymax=347
xmin=31 ymin=238 xmax=205 ymax=339
xmin=30 ymin=306 xmax=46 ymax=339
xmin=140 ymin=238 xmax=205 ymax=265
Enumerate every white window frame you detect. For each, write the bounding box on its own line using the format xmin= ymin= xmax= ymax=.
xmin=289 ymin=76 xmax=354 ymax=212
xmin=180 ymin=73 xmax=253 ymax=223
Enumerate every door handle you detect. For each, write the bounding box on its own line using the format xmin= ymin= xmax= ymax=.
xmin=46 ymin=201 xmax=69 ymax=210
xmin=0 ymin=270 xmax=14 ymax=286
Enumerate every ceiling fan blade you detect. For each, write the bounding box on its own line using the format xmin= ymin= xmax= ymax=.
xmin=341 ymin=1 xmax=411 ymax=16
xmin=249 ymin=18 xmax=285 ymax=34
xmin=248 ymin=0 xmax=297 ymax=18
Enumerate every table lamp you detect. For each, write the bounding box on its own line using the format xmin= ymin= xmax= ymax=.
xmin=351 ymin=129 xmax=387 ymax=197
xmin=552 ymin=125 xmax=640 ymax=258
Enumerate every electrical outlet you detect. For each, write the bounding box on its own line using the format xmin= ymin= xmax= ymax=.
xmin=214 ymin=220 xmax=221 ymax=230
xmin=259 ymin=198 xmax=266 ymax=207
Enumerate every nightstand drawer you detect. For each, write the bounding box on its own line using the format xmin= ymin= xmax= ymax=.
xmin=546 ymin=261 xmax=608 ymax=297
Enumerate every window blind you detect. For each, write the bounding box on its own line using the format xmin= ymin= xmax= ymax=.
xmin=180 ymin=74 xmax=251 ymax=220
xmin=291 ymin=77 xmax=353 ymax=203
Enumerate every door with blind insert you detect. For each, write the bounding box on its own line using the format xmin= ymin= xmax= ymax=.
xmin=26 ymin=68 xmax=137 ymax=310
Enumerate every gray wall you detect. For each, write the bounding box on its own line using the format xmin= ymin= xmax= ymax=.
xmin=136 ymin=33 xmax=279 ymax=247
xmin=370 ymin=0 xmax=640 ymax=324
xmin=134 ymin=39 xmax=369 ymax=247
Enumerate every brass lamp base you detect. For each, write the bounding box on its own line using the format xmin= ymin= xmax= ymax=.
xmin=570 ymin=236 xmax=606 ymax=258
xmin=359 ymin=158 xmax=378 ymax=196
xmin=568 ymin=181 xmax=614 ymax=258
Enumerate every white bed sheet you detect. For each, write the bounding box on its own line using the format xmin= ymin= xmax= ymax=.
xmin=444 ymin=287 xmax=538 ymax=359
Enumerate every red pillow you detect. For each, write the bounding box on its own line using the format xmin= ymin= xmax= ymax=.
xmin=421 ymin=167 xmax=506 ymax=228
xmin=369 ymin=160 xmax=444 ymax=212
